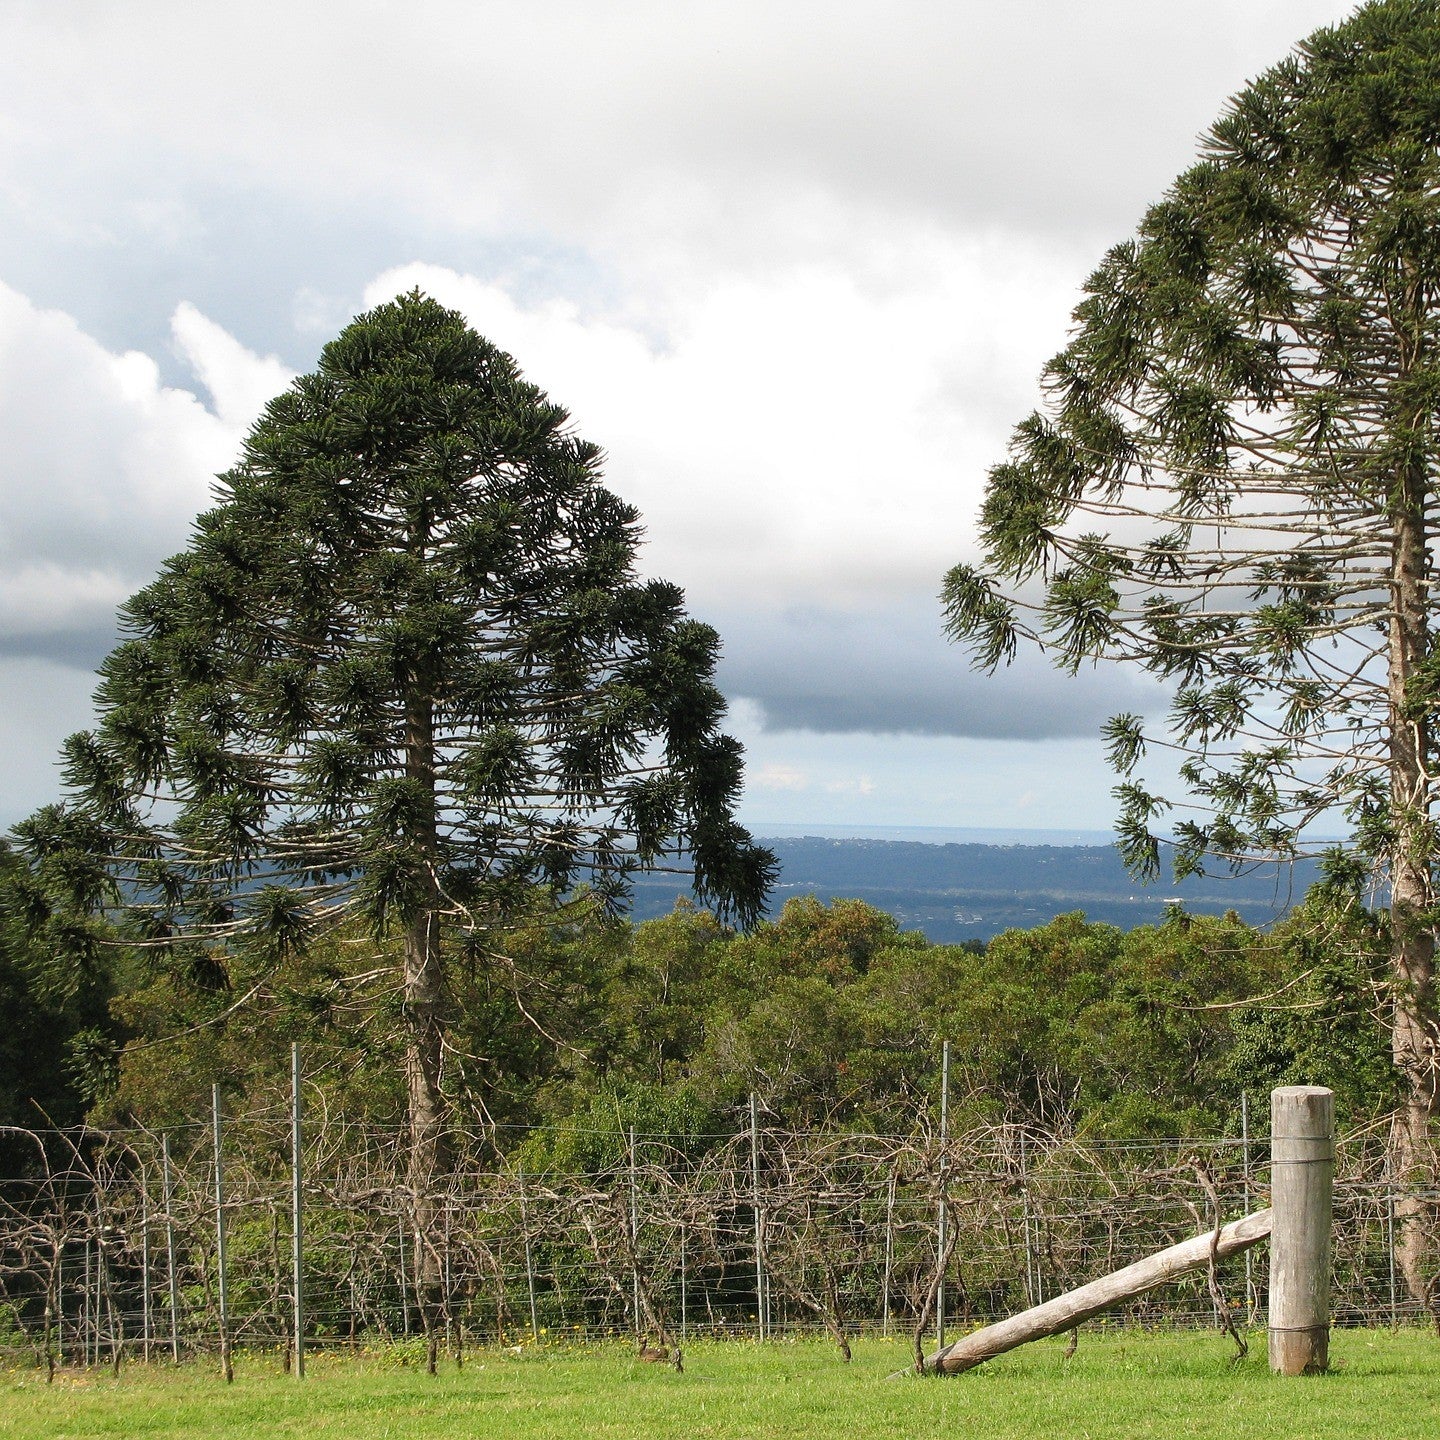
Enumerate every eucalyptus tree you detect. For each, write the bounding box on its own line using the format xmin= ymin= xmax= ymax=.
xmin=943 ymin=0 xmax=1440 ymax=1299
xmin=14 ymin=291 xmax=773 ymax=1336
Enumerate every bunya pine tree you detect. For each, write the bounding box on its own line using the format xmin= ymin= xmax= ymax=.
xmin=943 ymin=0 xmax=1440 ymax=1304
xmin=13 ymin=291 xmax=774 ymax=1349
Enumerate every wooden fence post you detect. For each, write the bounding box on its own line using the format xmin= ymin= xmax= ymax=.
xmin=921 ymin=1209 xmax=1273 ymax=1373
xmin=1268 ymin=1085 xmax=1333 ymax=1376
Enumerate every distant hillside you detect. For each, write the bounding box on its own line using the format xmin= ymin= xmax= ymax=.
xmin=629 ymin=834 xmax=1321 ymax=942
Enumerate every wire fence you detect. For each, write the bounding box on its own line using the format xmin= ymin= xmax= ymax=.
xmin=0 ymin=1081 xmax=1433 ymax=1371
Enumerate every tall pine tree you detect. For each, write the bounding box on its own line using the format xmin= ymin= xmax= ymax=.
xmin=944 ymin=0 xmax=1440 ymax=1305
xmin=15 ymin=291 xmax=773 ymax=1352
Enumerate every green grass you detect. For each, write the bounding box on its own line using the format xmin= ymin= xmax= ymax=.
xmin=4 ymin=1330 xmax=1439 ymax=1440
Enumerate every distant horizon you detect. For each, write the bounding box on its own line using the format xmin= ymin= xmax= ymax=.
xmin=747 ymin=821 xmax=1117 ymax=847
xmin=745 ymin=821 xmax=1351 ymax=853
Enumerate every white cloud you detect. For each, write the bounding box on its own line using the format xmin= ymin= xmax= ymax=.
xmin=0 ymin=284 xmax=225 ymax=639
xmin=170 ymin=301 xmax=294 ymax=433
xmin=362 ymin=248 xmax=1079 ymax=617
xmin=752 ymin=763 xmax=810 ymax=793
xmin=0 ymin=1 xmax=1358 ymax=290
xmin=0 ymin=285 xmax=286 ymax=667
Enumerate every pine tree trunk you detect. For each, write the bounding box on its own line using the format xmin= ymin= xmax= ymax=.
xmin=403 ymin=628 xmax=451 ymax=1371
xmin=1387 ymin=465 xmax=1439 ymax=1314
xmin=404 ymin=905 xmax=450 ymax=1372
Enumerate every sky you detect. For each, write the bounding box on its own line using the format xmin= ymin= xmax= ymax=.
xmin=0 ymin=0 xmax=1361 ymax=837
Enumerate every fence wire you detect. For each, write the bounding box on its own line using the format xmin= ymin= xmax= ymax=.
xmin=0 ymin=1105 xmax=1433 ymax=1368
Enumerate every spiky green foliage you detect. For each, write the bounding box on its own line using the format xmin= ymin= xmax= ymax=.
xmin=944 ymin=0 xmax=1440 ymax=879
xmin=0 ymin=839 xmax=119 ymax=1127
xmin=944 ymin=2 xmax=1440 ymax=1303
xmin=17 ymin=290 xmax=773 ymax=989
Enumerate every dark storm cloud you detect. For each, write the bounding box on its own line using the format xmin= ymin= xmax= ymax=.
xmin=714 ymin=602 xmax=1166 ymax=741
xmin=0 ymin=625 xmax=114 ymax=673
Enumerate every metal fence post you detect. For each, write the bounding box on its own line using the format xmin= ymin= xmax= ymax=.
xmin=881 ymin=1168 xmax=895 ymax=1337
xmin=397 ymin=1216 xmax=411 ymax=1336
xmin=750 ymin=1093 xmax=765 ymax=1341
xmin=83 ymin=1230 xmax=93 ymax=1367
xmin=443 ymin=1199 xmax=454 ymax=1359
xmin=1020 ymin=1127 xmax=1037 ymax=1306
xmin=628 ymin=1125 xmax=641 ymax=1339
xmin=212 ymin=1084 xmax=232 ymax=1383
xmin=291 ymin=1043 xmax=305 ymax=1380
xmin=141 ymin=1169 xmax=153 ymax=1365
xmin=55 ymin=1243 xmax=66 ymax=1368
xmin=518 ymin=1165 xmax=540 ymax=1343
xmin=1240 ymin=1090 xmax=1257 ymax=1323
xmin=680 ymin=1221 xmax=688 ymax=1342
xmin=937 ymin=1038 xmax=951 ymax=1351
xmin=1383 ymin=1143 xmax=1398 ymax=1328
xmin=163 ymin=1134 xmax=180 ymax=1363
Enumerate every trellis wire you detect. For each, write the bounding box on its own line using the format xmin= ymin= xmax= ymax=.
xmin=0 ymin=1097 xmax=1436 ymax=1368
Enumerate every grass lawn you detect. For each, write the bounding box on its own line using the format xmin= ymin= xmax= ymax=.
xmin=4 ymin=1330 xmax=1439 ymax=1440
